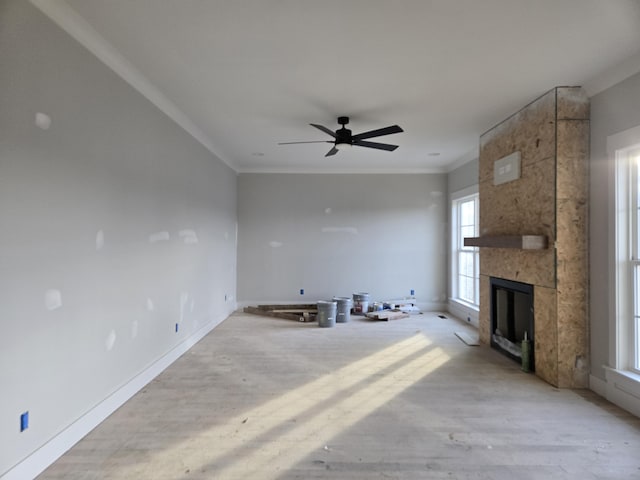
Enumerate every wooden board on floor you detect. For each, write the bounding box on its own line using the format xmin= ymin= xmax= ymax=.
xmin=365 ymin=310 xmax=410 ymax=321
xmin=455 ymin=331 xmax=480 ymax=346
xmin=244 ymin=304 xmax=318 ymax=322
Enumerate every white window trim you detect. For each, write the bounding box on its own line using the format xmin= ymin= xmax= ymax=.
xmin=599 ymin=124 xmax=640 ymax=417
xmin=449 ymin=185 xmax=479 ymax=326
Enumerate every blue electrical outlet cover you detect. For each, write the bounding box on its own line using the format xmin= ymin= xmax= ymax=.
xmin=20 ymin=412 xmax=29 ymax=432
xmin=300 ymin=289 xmax=304 ymax=295
xmin=175 ymin=323 xmax=179 ymax=332
xmin=410 ymin=289 xmax=415 ymax=296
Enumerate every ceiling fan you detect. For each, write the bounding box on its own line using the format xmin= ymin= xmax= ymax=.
xmin=278 ymin=116 xmax=403 ymax=157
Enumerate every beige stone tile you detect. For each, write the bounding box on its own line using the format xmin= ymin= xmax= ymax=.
xmin=479 ymin=89 xmax=556 ymax=183
xmin=481 ymin=248 xmax=556 ymax=288
xmin=533 ymin=286 xmax=558 ymax=386
xmin=479 ymin=274 xmax=491 ymax=344
xmin=556 ymin=119 xmax=589 ymax=201
xmin=556 ymin=87 xmax=590 ymax=120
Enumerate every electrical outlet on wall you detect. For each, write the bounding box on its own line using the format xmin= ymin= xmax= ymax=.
xmin=493 ymin=151 xmax=521 ymax=185
xmin=20 ymin=411 xmax=29 ymax=432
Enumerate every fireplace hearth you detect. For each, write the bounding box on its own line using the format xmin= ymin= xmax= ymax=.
xmin=490 ymin=277 xmax=534 ymax=370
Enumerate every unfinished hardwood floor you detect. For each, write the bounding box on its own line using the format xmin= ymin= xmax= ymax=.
xmin=38 ymin=312 xmax=640 ymax=479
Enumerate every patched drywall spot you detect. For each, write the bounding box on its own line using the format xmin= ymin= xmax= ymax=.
xmin=105 ymin=329 xmax=116 ymax=351
xmin=179 ymin=229 xmax=198 ymax=244
xmin=95 ymin=230 xmax=105 ymax=251
xmin=321 ymin=227 xmax=358 ymax=235
xmin=324 ymin=208 xmax=332 ymax=214
xmin=146 ymin=298 xmax=155 ymax=312
xmin=131 ymin=320 xmax=139 ymax=339
xmin=148 ymin=231 xmax=170 ymax=243
xmin=44 ymin=289 xmax=62 ymax=311
xmin=190 ymin=298 xmax=195 ymax=313
xmin=430 ymin=191 xmax=443 ymax=198
xmin=269 ymin=241 xmax=283 ymax=248
xmin=179 ymin=292 xmax=189 ymax=323
xmin=224 ymin=231 xmax=229 ymax=241
xmin=35 ymin=112 xmax=52 ymax=130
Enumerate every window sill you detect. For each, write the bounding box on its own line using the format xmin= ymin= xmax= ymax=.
xmin=449 ymin=298 xmax=479 ymax=312
xmin=603 ymin=366 xmax=640 ymax=417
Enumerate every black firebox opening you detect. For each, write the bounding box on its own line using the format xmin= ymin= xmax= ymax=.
xmin=490 ymin=277 xmax=534 ymax=370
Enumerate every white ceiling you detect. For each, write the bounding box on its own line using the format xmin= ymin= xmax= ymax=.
xmin=36 ymin=0 xmax=640 ymax=173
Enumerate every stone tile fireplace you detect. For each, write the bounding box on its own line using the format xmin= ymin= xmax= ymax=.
xmin=472 ymin=87 xmax=589 ymax=388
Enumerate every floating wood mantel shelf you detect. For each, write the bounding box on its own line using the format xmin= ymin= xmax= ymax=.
xmin=464 ymin=235 xmax=548 ymax=250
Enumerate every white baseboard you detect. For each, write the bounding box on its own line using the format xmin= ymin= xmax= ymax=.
xmin=589 ymin=373 xmax=607 ymax=398
xmin=602 ymin=367 xmax=640 ymax=418
xmin=447 ymin=300 xmax=479 ymax=328
xmin=1 ymin=311 xmax=231 ymax=480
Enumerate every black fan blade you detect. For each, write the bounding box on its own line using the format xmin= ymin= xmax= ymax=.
xmin=278 ymin=140 xmax=332 ymax=145
xmin=325 ymin=146 xmax=339 ymax=157
xmin=310 ymin=123 xmax=337 ymax=138
xmin=352 ymin=125 xmax=403 ymax=141
xmin=352 ymin=139 xmax=399 ymax=151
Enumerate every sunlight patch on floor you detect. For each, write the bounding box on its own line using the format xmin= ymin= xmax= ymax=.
xmin=112 ymin=332 xmax=449 ymax=479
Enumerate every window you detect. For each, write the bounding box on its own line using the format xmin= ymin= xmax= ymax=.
xmin=630 ymin=148 xmax=640 ymax=373
xmin=612 ymin=128 xmax=640 ymax=374
xmin=451 ymin=190 xmax=479 ymax=307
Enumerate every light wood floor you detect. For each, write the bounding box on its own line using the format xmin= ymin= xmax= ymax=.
xmin=39 ymin=311 xmax=640 ymax=479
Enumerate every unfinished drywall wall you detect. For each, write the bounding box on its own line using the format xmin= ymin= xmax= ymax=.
xmin=0 ymin=1 xmax=237 ymax=477
xmin=237 ymin=173 xmax=447 ymax=310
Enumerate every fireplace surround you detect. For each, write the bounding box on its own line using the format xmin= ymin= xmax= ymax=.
xmin=476 ymin=86 xmax=589 ymax=387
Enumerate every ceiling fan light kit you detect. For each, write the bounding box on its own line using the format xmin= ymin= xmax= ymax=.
xmin=279 ymin=116 xmax=403 ymax=157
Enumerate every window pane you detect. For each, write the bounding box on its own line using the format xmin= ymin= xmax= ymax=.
xmin=636 ymin=263 xmax=640 ymax=371
xmin=459 ymin=252 xmax=473 ymax=277
xmin=460 ymin=226 xmax=475 ymax=243
xmin=452 ymin=193 xmax=479 ymax=307
xmin=460 ymin=200 xmax=475 ymax=226
xmin=636 ymin=316 xmax=640 ymax=371
xmin=459 ymin=276 xmax=474 ymax=303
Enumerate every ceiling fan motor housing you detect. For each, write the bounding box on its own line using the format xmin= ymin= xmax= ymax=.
xmin=335 ymin=127 xmax=352 ymax=145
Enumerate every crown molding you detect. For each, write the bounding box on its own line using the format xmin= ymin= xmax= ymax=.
xmin=583 ymin=49 xmax=640 ymax=97
xmin=236 ymin=167 xmax=447 ymax=174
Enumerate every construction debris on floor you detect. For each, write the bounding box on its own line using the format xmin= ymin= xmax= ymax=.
xmin=243 ymin=304 xmax=318 ymax=322
xmin=454 ymin=331 xmax=480 ymax=346
xmin=243 ymin=295 xmax=422 ymax=324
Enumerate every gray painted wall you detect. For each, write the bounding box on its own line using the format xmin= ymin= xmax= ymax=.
xmin=0 ymin=1 xmax=237 ymax=475
xmin=447 ymin=158 xmax=479 ymax=195
xmin=589 ymin=71 xmax=640 ymax=381
xmin=237 ymin=173 xmax=448 ymax=309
